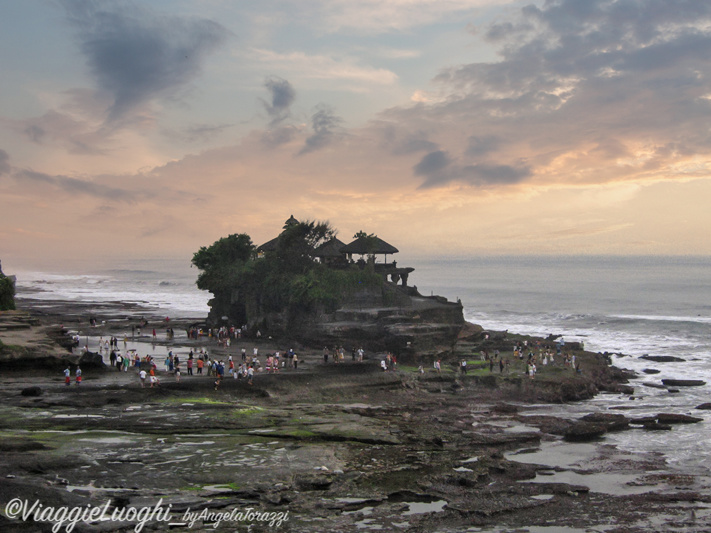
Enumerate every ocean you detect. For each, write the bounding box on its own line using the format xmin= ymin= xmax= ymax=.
xmin=12 ymin=254 xmax=711 ymax=473
xmin=411 ymin=254 xmax=711 ymax=474
xmin=13 ymin=257 xmax=210 ymax=318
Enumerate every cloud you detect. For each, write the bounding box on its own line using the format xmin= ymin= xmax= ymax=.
xmin=10 ymin=109 xmax=109 ymax=155
xmin=414 ymin=150 xmax=450 ymax=176
xmin=414 ymin=150 xmax=531 ymax=188
xmin=164 ymin=123 xmax=233 ymax=144
xmin=373 ymin=0 xmax=711 ymax=188
xmin=261 ymin=76 xmax=296 ymax=126
xmin=298 ymin=105 xmax=345 ymax=155
xmin=249 ymin=49 xmax=398 ymax=88
xmin=466 ymin=135 xmax=500 ymax=157
xmin=13 ymin=169 xmax=137 ymax=202
xmin=0 ymin=150 xmax=10 ymax=176
xmin=61 ymin=0 xmax=229 ymax=121
xmin=261 ymin=125 xmax=299 ymax=148
xmin=318 ymin=0 xmax=515 ymax=33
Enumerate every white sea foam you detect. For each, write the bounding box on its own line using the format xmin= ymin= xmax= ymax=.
xmin=609 ymin=313 xmax=711 ymax=324
xmin=14 ymin=267 xmax=209 ymax=316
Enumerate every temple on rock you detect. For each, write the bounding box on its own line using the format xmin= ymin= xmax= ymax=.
xmin=195 ymin=215 xmax=465 ymax=355
xmin=257 ymin=215 xmax=416 ymax=289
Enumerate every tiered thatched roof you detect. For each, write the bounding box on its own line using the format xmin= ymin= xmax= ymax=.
xmin=314 ymin=237 xmax=347 ymax=258
xmin=341 ymin=236 xmax=399 ymax=255
xmin=257 ymin=215 xmax=300 ymax=252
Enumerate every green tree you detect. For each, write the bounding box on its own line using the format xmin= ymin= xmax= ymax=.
xmin=192 ymin=233 xmax=255 ymax=324
xmin=0 ymin=275 xmax=15 ymax=311
xmin=275 ymin=220 xmax=335 ymax=274
xmin=192 ymin=221 xmax=384 ymax=330
xmin=0 ymin=261 xmax=14 ymax=311
xmin=192 ymin=233 xmax=254 ymax=293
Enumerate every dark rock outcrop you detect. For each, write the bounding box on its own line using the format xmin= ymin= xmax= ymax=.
xmin=78 ymin=350 xmax=106 ymax=370
xmin=290 ymin=289 xmax=465 ymax=358
xmin=563 ymin=421 xmax=608 ymax=442
xmin=643 ymin=422 xmax=672 ymax=431
xmin=580 ymin=412 xmax=630 ymax=431
xmin=661 ymin=379 xmax=706 ymax=387
xmin=639 ymin=355 xmax=685 ymax=362
xmin=0 ymin=311 xmax=78 ymax=370
xmin=656 ymin=413 xmax=703 ymax=424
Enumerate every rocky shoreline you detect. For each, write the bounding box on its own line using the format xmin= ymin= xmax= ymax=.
xmin=1 ymin=298 xmax=710 ymax=532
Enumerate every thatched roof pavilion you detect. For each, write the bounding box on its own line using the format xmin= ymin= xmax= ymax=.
xmin=257 ymin=215 xmax=300 ymax=253
xmin=341 ymin=236 xmax=399 ymax=264
xmin=257 ymin=236 xmax=279 ymax=253
xmin=314 ymin=237 xmax=347 ymax=266
xmin=315 ymin=237 xmax=346 ymax=258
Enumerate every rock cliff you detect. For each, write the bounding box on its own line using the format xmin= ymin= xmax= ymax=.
xmin=293 ymin=288 xmax=465 ymax=355
xmin=228 ymin=283 xmax=466 ymax=358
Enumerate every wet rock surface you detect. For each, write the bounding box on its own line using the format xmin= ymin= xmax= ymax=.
xmin=0 ymin=366 xmax=709 ymax=533
xmin=1 ymin=304 xmax=710 ymax=532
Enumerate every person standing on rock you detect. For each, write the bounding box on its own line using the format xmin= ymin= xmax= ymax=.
xmin=434 ymin=359 xmax=441 ymax=374
xmin=64 ymin=366 xmax=71 ymax=386
xmin=139 ymin=369 xmax=147 ymax=387
xmin=323 ymin=347 xmax=329 ymax=364
xmin=75 ymin=367 xmax=82 ymax=385
xmin=293 ymin=353 xmax=298 ymax=370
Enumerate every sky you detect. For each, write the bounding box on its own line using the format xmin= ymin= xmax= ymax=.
xmin=2 ymin=0 xmax=711 ymax=272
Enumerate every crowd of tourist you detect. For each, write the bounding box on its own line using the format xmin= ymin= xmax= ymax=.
xmin=67 ymin=322 xmax=583 ymax=389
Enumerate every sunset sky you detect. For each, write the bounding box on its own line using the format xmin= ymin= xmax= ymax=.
xmin=3 ymin=0 xmax=711 ymax=271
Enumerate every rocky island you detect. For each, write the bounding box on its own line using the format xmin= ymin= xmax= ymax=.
xmin=193 ymin=216 xmax=465 ymax=357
